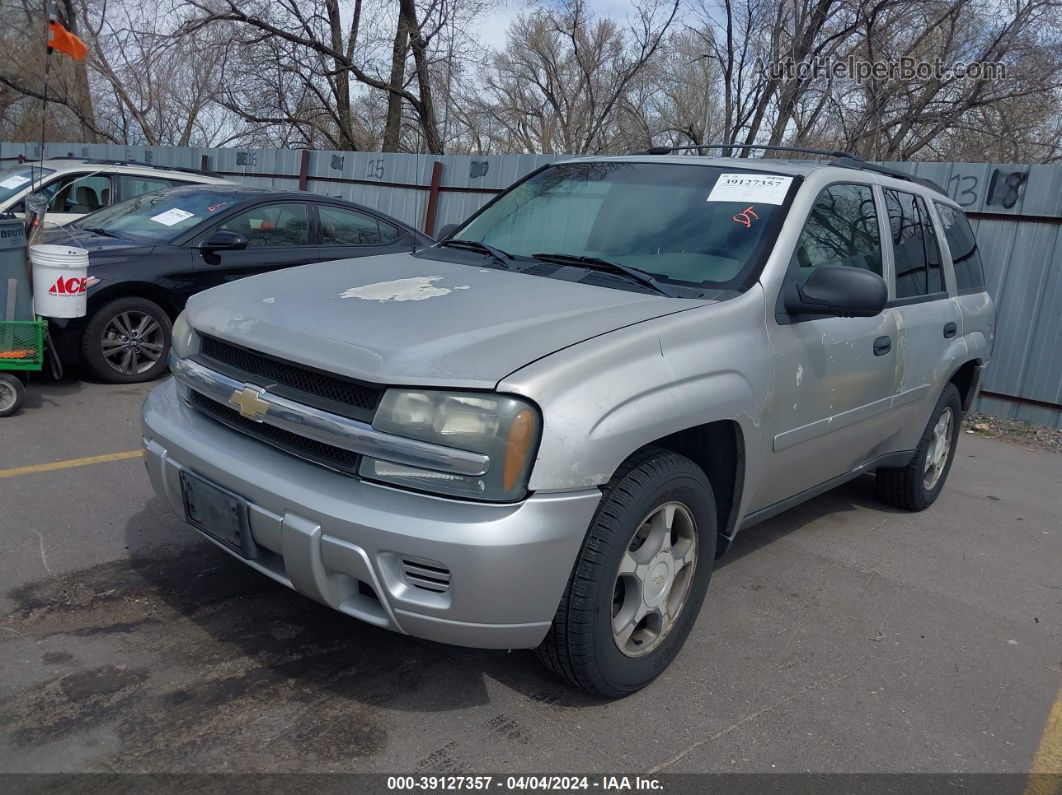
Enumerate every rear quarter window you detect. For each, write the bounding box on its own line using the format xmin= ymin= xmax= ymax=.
xmin=934 ymin=203 xmax=985 ymax=292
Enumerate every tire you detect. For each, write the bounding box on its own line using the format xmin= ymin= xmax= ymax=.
xmin=0 ymin=373 xmax=24 ymax=417
xmin=81 ymin=297 xmax=172 ymax=384
xmin=876 ymin=383 xmax=962 ymax=511
xmin=536 ymin=446 xmax=717 ymax=698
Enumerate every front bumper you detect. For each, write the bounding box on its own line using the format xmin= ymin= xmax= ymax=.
xmin=142 ymin=378 xmax=601 ymax=649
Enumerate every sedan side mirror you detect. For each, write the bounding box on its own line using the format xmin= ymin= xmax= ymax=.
xmin=196 ymin=230 xmax=248 ymax=251
xmin=784 ymin=266 xmax=887 ymax=319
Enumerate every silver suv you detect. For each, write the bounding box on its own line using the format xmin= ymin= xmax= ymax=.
xmin=142 ymin=152 xmax=994 ymax=697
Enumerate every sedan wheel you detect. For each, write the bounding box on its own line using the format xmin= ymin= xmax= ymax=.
xmin=81 ymin=296 xmax=172 ymax=384
xmin=100 ymin=310 xmax=166 ymax=377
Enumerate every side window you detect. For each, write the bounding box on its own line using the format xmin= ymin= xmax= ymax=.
xmin=218 ymin=203 xmax=309 ymax=248
xmin=43 ymin=174 xmax=112 ymax=213
xmin=319 ymin=205 xmax=401 ymax=246
xmin=791 ymin=183 xmax=882 ymax=282
xmin=934 ymin=203 xmax=985 ymax=292
xmin=884 ymin=189 xmax=945 ymax=299
xmin=119 ymin=175 xmax=179 ymax=200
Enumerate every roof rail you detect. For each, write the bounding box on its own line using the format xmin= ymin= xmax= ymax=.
xmin=46 ymin=155 xmax=222 ymax=179
xmin=643 ymin=143 xmax=944 ymax=193
xmin=645 ymin=143 xmax=859 ymax=160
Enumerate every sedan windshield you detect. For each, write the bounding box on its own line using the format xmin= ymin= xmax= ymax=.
xmin=0 ymin=166 xmax=55 ymax=204
xmin=71 ymin=189 xmax=245 ymax=242
xmin=452 ymin=161 xmax=797 ymax=291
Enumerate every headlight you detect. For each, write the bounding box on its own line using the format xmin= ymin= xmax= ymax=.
xmin=361 ymin=389 xmax=540 ymax=501
xmin=170 ymin=311 xmax=198 ymax=358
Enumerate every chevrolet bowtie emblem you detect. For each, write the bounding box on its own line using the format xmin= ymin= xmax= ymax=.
xmin=228 ymin=385 xmax=269 ymax=420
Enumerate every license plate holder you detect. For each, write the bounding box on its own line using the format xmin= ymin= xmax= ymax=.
xmin=179 ymin=470 xmax=257 ymax=560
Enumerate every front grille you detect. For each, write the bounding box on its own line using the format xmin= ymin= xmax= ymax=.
xmin=198 ymin=336 xmax=383 ymax=421
xmin=190 ymin=391 xmax=361 ymax=475
xmin=400 ymin=558 xmax=452 ymax=593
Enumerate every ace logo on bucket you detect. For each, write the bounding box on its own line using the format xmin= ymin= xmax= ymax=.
xmin=48 ymin=275 xmax=89 ymax=296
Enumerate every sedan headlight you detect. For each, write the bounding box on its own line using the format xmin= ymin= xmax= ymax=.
xmin=361 ymin=389 xmax=540 ymax=501
xmin=170 ymin=310 xmax=198 ymax=359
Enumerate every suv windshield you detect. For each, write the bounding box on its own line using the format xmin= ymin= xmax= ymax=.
xmin=71 ymin=189 xmax=245 ymax=242
xmin=451 ymin=161 xmax=797 ymax=291
xmin=0 ymin=166 xmax=56 ymax=204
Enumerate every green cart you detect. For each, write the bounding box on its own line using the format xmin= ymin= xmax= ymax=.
xmin=0 ymin=317 xmax=45 ymax=417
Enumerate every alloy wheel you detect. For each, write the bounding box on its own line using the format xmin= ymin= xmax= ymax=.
xmin=100 ymin=310 xmax=165 ymax=376
xmin=611 ymin=501 xmax=698 ymax=657
xmin=923 ymin=407 xmax=954 ymax=490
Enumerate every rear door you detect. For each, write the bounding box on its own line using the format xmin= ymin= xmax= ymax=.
xmin=883 ymin=189 xmax=962 ymax=432
xmin=757 ymin=182 xmax=901 ymax=509
xmin=190 ymin=201 xmax=319 ymax=290
xmin=313 ymin=203 xmax=412 ymax=261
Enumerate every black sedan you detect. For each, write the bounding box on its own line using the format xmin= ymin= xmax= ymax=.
xmin=43 ymin=185 xmax=433 ymax=383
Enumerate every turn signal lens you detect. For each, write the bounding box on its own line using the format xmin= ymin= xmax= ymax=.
xmin=504 ymin=409 xmax=535 ymax=492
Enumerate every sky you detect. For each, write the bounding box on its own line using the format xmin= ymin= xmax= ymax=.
xmin=469 ymin=0 xmax=651 ymax=52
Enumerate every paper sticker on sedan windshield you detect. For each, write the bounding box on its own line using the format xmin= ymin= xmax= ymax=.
xmin=0 ymin=175 xmax=31 ymax=189
xmin=707 ymin=174 xmax=793 ymax=205
xmin=150 ymin=208 xmax=196 ymax=226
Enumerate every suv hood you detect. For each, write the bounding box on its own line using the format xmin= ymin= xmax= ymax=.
xmin=186 ymin=252 xmax=702 ymax=388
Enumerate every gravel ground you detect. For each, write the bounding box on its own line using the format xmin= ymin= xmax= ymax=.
xmin=963 ymin=411 xmax=1062 ymax=454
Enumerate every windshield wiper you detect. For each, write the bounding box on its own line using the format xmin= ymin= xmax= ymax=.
xmin=531 ymin=252 xmax=675 ymax=297
xmin=438 ymin=239 xmax=516 ymax=269
xmin=83 ymin=227 xmax=120 ymax=238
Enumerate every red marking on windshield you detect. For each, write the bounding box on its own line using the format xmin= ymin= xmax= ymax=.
xmin=733 ymin=206 xmax=759 ymax=228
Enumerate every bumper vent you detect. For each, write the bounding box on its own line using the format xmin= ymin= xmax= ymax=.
xmin=401 ymin=558 xmax=451 ymax=594
xmin=198 ymin=336 xmax=383 ymax=421
xmin=189 ymin=391 xmax=361 ymax=475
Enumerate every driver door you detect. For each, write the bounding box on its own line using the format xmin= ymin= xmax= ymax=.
xmin=753 ymin=183 xmax=902 ymax=511
xmin=191 ymin=202 xmax=320 ymax=290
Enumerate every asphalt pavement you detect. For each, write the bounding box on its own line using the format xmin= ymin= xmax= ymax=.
xmin=0 ymin=376 xmax=1059 ymax=776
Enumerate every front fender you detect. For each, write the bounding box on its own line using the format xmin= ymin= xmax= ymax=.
xmin=499 ymin=288 xmax=770 ymax=503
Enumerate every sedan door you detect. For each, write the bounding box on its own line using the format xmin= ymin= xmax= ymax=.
xmin=190 ymin=202 xmax=320 ymax=290
xmin=313 ymin=203 xmax=413 ymax=261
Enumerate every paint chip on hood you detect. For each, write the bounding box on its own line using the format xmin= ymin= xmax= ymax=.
xmin=337 ymin=276 xmax=467 ymax=302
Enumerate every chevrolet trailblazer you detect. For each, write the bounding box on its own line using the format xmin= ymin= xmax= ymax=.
xmin=142 ymin=149 xmax=994 ymax=697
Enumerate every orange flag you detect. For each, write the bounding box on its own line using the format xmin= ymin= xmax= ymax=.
xmin=47 ymin=20 xmax=88 ymax=61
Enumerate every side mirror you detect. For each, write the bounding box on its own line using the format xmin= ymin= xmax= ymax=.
xmin=196 ymin=230 xmax=248 ymax=251
xmin=436 ymin=223 xmax=459 ymax=241
xmin=784 ymin=266 xmax=887 ymax=318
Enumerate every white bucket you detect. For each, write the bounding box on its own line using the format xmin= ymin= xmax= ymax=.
xmin=31 ymin=244 xmax=90 ymax=318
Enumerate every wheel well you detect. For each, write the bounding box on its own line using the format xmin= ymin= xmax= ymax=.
xmin=87 ymin=282 xmax=182 ymax=320
xmin=646 ymin=420 xmax=744 ymax=559
xmin=949 ymin=359 xmax=981 ymax=412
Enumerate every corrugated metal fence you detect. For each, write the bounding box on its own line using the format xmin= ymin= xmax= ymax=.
xmin=2 ymin=141 xmax=1059 ymax=427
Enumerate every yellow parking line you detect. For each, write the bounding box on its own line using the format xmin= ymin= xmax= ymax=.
xmin=0 ymin=449 xmax=143 ymax=479
xmin=1028 ymin=686 xmax=1062 ymax=794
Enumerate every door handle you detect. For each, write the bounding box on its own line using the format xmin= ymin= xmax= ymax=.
xmin=873 ymin=336 xmax=892 ymax=356
xmin=943 ymin=322 xmax=958 ymax=338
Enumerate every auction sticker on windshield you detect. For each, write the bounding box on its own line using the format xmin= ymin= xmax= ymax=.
xmin=707 ymin=173 xmax=793 ymax=205
xmin=151 ymin=208 xmax=196 ymax=226
xmin=0 ymin=175 xmax=30 ymax=189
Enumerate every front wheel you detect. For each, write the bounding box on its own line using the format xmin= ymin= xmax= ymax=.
xmin=81 ymin=297 xmax=172 ymax=384
xmin=536 ymin=447 xmax=717 ymax=698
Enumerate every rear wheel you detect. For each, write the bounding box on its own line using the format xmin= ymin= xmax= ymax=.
xmin=536 ymin=447 xmax=717 ymax=698
xmin=0 ymin=373 xmax=25 ymax=417
xmin=81 ymin=297 xmax=172 ymax=383
xmin=876 ymin=383 xmax=962 ymax=511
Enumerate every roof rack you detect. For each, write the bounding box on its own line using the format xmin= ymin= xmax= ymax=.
xmin=46 ymin=156 xmax=222 ymax=179
xmin=643 ymin=143 xmax=945 ymax=193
